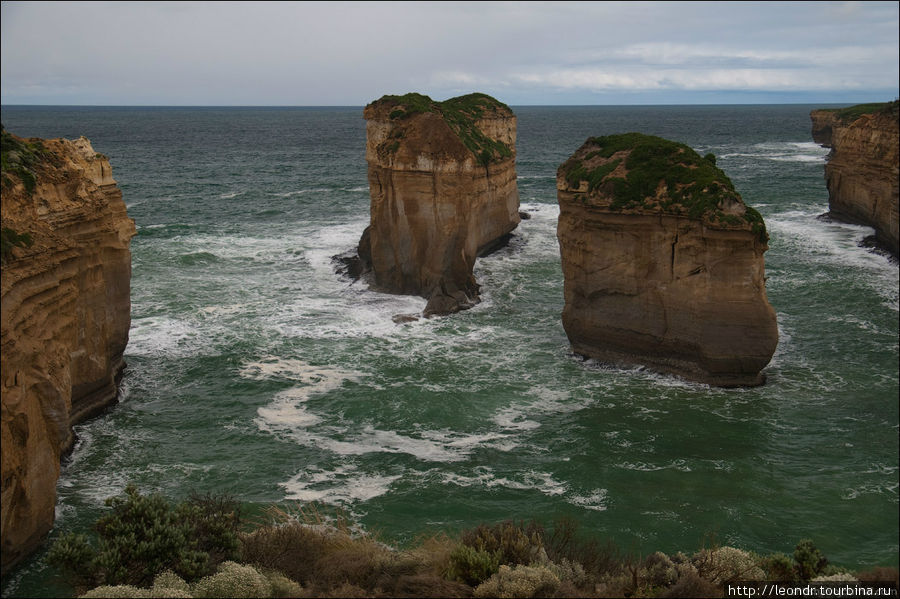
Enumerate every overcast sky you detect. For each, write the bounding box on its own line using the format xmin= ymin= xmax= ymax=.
xmin=2 ymin=1 xmax=898 ymax=106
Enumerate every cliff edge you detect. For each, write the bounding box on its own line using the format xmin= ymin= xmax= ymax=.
xmin=356 ymin=93 xmax=520 ymax=316
xmin=556 ymin=133 xmax=778 ymax=387
xmin=811 ymin=101 xmax=900 ymax=256
xmin=1 ymin=128 xmax=136 ymax=573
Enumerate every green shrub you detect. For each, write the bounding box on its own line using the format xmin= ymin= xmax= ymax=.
xmin=473 ymin=564 xmax=560 ymax=599
xmin=704 ymin=152 xmax=717 ymax=165
xmin=761 ymin=552 xmax=796 ymax=581
xmin=448 ymin=544 xmax=502 ymax=586
xmin=48 ymin=485 xmax=241 ymax=589
xmin=460 ymin=520 xmax=545 ymax=566
xmin=794 ymin=539 xmax=828 ymax=581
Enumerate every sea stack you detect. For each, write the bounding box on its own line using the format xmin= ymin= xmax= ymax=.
xmin=1 ymin=128 xmax=136 ymax=573
xmin=356 ymin=93 xmax=520 ymax=316
xmin=810 ymin=101 xmax=899 ymax=256
xmin=556 ymin=133 xmax=778 ymax=387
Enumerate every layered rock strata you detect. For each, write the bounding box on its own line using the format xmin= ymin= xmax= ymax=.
xmin=811 ymin=101 xmax=899 ymax=256
xmin=356 ymin=93 xmax=520 ymax=316
xmin=1 ymin=129 xmax=135 ymax=573
xmin=557 ymin=133 xmax=778 ymax=387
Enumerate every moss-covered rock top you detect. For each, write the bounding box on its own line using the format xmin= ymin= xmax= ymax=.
xmin=819 ymin=100 xmax=899 ymax=124
xmin=368 ymin=92 xmax=514 ymax=166
xmin=559 ymin=132 xmax=767 ymax=241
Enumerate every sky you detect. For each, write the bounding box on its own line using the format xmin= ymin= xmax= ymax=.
xmin=1 ymin=1 xmax=898 ymax=106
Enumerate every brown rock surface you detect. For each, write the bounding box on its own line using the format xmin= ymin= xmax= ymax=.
xmin=556 ymin=133 xmax=778 ymax=387
xmin=1 ymin=130 xmax=135 ymax=573
xmin=357 ymin=93 xmax=520 ymax=316
xmin=811 ymin=102 xmax=899 ymax=256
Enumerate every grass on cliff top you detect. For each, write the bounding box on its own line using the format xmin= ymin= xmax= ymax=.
xmin=1 ymin=124 xmax=55 ymax=195
xmin=560 ymin=132 xmax=767 ymax=242
xmin=821 ymin=100 xmax=900 ymax=123
xmin=370 ymin=92 xmax=513 ymax=166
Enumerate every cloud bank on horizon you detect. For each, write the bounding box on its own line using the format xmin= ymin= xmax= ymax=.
xmin=2 ymin=1 xmax=898 ymax=105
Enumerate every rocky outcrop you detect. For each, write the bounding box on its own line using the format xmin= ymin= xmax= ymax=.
xmin=356 ymin=93 xmax=520 ymax=316
xmin=1 ymin=129 xmax=135 ymax=574
xmin=811 ymin=102 xmax=899 ymax=256
xmin=556 ymin=133 xmax=778 ymax=387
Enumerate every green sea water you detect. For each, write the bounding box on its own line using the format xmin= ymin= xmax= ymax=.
xmin=1 ymin=105 xmax=897 ymax=596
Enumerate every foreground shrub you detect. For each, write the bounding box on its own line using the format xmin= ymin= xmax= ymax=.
xmin=473 ymin=564 xmax=561 ymax=598
xmin=449 ymin=544 xmax=502 ymax=586
xmin=544 ymin=517 xmax=624 ymax=580
xmin=760 ymin=552 xmax=796 ymax=582
xmin=793 ymin=539 xmax=828 ymax=581
xmin=80 ymin=586 xmax=151 ymax=598
xmin=460 ymin=521 xmax=545 ymax=566
xmin=192 ymin=561 xmax=272 ymax=598
xmin=48 ymin=485 xmax=241 ymax=589
xmin=693 ymin=546 xmax=764 ymax=583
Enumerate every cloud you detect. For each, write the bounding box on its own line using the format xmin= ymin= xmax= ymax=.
xmin=1 ymin=1 xmax=897 ymax=105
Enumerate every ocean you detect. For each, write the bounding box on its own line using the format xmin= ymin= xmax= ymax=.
xmin=1 ymin=104 xmax=897 ymax=596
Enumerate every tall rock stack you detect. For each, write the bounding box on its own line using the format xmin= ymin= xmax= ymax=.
xmin=556 ymin=133 xmax=778 ymax=387
xmin=357 ymin=93 xmax=520 ymax=316
xmin=811 ymin=101 xmax=899 ymax=257
xmin=1 ymin=129 xmax=136 ymax=573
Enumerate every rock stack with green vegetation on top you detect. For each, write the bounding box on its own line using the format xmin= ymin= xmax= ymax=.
xmin=556 ymin=133 xmax=778 ymax=387
xmin=355 ymin=93 xmax=520 ymax=317
xmin=810 ymin=101 xmax=899 ymax=257
xmin=1 ymin=127 xmax=135 ymax=574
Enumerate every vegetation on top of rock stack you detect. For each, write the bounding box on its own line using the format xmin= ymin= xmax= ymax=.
xmin=560 ymin=132 xmax=768 ymax=242
xmin=823 ymin=100 xmax=900 ymax=124
xmin=1 ymin=125 xmax=54 ymax=196
xmin=371 ymin=92 xmax=513 ymax=166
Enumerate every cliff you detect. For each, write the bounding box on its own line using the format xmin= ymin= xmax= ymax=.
xmin=811 ymin=101 xmax=900 ymax=256
xmin=1 ymin=129 xmax=136 ymax=574
xmin=356 ymin=93 xmax=520 ymax=316
xmin=556 ymin=133 xmax=778 ymax=387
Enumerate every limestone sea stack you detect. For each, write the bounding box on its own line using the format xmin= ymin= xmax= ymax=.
xmin=1 ymin=128 xmax=136 ymax=573
xmin=357 ymin=93 xmax=520 ymax=316
xmin=810 ymin=101 xmax=899 ymax=256
xmin=556 ymin=133 xmax=778 ymax=387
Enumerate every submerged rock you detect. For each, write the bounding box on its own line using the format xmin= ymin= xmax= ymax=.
xmin=1 ymin=129 xmax=135 ymax=573
xmin=355 ymin=92 xmax=520 ymax=317
xmin=810 ymin=101 xmax=899 ymax=257
xmin=556 ymin=133 xmax=778 ymax=387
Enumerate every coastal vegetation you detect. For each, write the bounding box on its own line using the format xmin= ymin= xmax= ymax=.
xmin=45 ymin=487 xmax=898 ymax=598
xmin=372 ymin=92 xmax=513 ymax=166
xmin=820 ymin=100 xmax=900 ymax=123
xmin=1 ymin=125 xmax=53 ymax=195
xmin=559 ymin=133 xmax=768 ymax=242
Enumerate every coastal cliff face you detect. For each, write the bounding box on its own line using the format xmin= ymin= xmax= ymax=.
xmin=357 ymin=93 xmax=520 ymax=316
xmin=811 ymin=102 xmax=900 ymax=256
xmin=557 ymin=133 xmax=778 ymax=387
xmin=1 ymin=130 xmax=135 ymax=573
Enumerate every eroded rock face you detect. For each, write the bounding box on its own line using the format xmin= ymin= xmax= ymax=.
xmin=1 ymin=130 xmax=135 ymax=573
xmin=556 ymin=133 xmax=778 ymax=387
xmin=811 ymin=102 xmax=899 ymax=256
xmin=357 ymin=93 xmax=520 ymax=316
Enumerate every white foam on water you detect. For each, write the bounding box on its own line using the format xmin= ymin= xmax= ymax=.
xmin=272 ymin=187 xmax=331 ymax=198
xmin=616 ymin=459 xmax=691 ymax=472
xmin=568 ymin=489 xmax=609 ymax=511
xmin=280 ymin=464 xmax=400 ymax=504
xmin=127 ymin=316 xmax=199 ymax=358
xmin=316 ymin=426 xmax=466 ymax=462
xmin=439 ymin=467 xmax=569 ymax=498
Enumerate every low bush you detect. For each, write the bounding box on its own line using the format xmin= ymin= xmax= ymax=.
xmin=48 ymin=485 xmax=241 ymax=589
xmin=473 ymin=564 xmax=560 ymax=599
